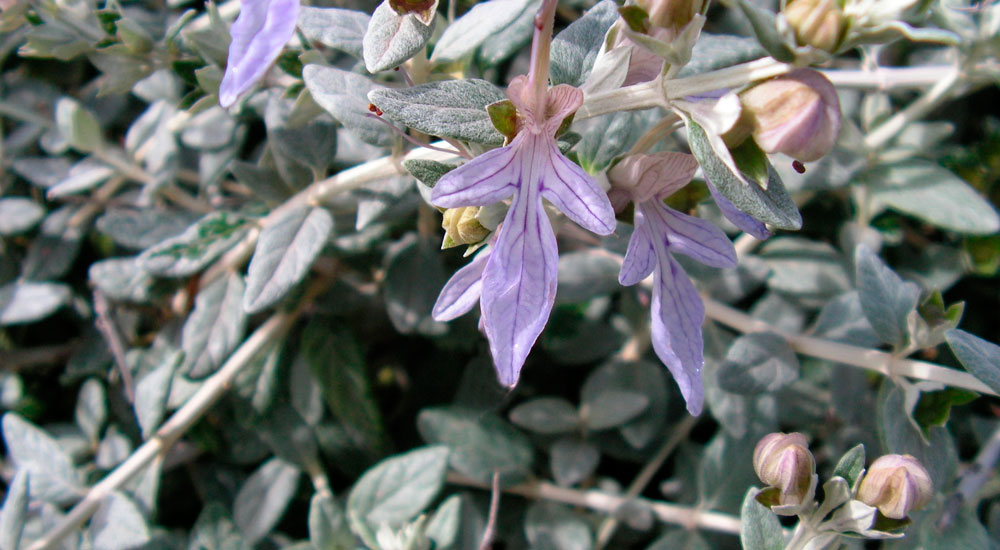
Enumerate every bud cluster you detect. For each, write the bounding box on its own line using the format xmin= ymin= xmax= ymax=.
xmin=752 ymin=434 xmax=934 ymax=546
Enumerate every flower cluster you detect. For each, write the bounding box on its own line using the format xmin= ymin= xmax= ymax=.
xmin=220 ymin=0 xmax=841 ymax=415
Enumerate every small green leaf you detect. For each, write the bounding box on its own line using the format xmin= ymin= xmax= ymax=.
xmin=913 ymin=388 xmax=978 ymax=435
xmin=55 ymin=98 xmax=103 ymax=152
xmin=832 ymin=444 xmax=866 ymax=488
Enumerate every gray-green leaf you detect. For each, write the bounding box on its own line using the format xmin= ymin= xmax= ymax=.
xmin=233 ymin=458 xmax=301 ymax=545
xmin=347 ymin=446 xmax=450 ymax=532
xmin=1 ymin=413 xmax=83 ymax=504
xmin=855 ymin=245 xmax=920 ymax=349
xmin=369 ymin=79 xmax=505 ymax=145
xmin=866 ymin=159 xmax=1000 ymax=235
xmin=739 ymin=489 xmax=784 ymax=550
xmin=182 ymin=273 xmax=247 ymax=378
xmin=549 ymin=0 xmax=619 ymax=87
xmin=716 ymin=332 xmax=799 ymax=395
xmin=0 ymin=198 xmax=45 ymax=235
xmin=946 ymin=329 xmax=1000 ymax=395
xmin=362 ymin=1 xmax=433 ymax=73
xmin=298 ymin=7 xmax=369 ymax=59
xmin=244 ymin=206 xmax=334 ymax=313
xmin=687 ymin=119 xmax=801 ymax=230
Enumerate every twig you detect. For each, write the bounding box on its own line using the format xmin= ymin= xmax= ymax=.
xmin=702 ymin=298 xmax=996 ymax=396
xmin=863 ymin=68 xmax=961 ymax=150
xmin=594 ymin=415 xmax=699 ymax=549
xmin=446 ymin=472 xmax=742 ymax=535
xmin=23 ymin=282 xmax=322 ymax=550
xmin=92 ymin=290 xmax=135 ymax=403
xmin=479 ymin=471 xmax=501 ymax=550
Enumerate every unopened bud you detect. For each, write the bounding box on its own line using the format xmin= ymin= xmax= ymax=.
xmin=442 ymin=207 xmax=490 ymax=248
xmin=753 ymin=432 xmax=816 ymax=506
xmin=784 ymin=0 xmax=847 ymax=53
xmin=856 ymin=454 xmax=932 ymax=520
xmin=737 ymin=68 xmax=841 ymax=162
xmin=636 ymin=0 xmax=703 ymax=31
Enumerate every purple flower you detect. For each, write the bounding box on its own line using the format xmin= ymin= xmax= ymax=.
xmin=431 ymin=75 xmax=616 ymax=386
xmin=219 ymin=0 xmax=300 ymax=108
xmin=609 ymin=152 xmax=737 ymax=414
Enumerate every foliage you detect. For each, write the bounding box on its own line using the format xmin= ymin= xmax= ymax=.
xmin=1 ymin=0 xmax=1000 ymax=549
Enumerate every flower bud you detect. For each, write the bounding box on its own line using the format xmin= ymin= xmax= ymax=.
xmin=784 ymin=0 xmax=847 ymax=53
xmin=753 ymin=432 xmax=816 ymax=506
xmin=636 ymin=0 xmax=703 ymax=31
xmin=856 ymin=454 xmax=933 ymax=520
xmin=441 ymin=207 xmax=490 ymax=248
xmin=737 ymin=69 xmax=841 ymax=162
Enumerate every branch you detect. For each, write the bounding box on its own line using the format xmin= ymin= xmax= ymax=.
xmin=702 ymin=298 xmax=996 ymax=396
xmin=594 ymin=416 xmax=699 ymax=549
xmin=446 ymin=472 xmax=742 ymax=535
xmin=23 ymin=289 xmax=319 ymax=550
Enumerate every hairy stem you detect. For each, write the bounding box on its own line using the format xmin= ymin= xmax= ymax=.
xmin=702 ymin=298 xmax=995 ymax=395
xmin=446 ymin=472 xmax=742 ymax=535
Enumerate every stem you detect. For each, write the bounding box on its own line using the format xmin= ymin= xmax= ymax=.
xmin=863 ymin=68 xmax=961 ymax=150
xmin=446 ymin=472 xmax=742 ymax=535
xmin=594 ymin=416 xmax=699 ymax=549
xmin=702 ymin=298 xmax=996 ymax=396
xmin=528 ymin=0 xmax=559 ymax=117
xmin=23 ymin=280 xmax=326 ymax=550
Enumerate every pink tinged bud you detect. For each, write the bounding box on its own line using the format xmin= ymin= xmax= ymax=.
xmin=738 ymin=68 xmax=841 ymax=163
xmin=753 ymin=432 xmax=816 ymax=506
xmin=783 ymin=0 xmax=847 ymax=53
xmin=856 ymin=454 xmax=933 ymax=520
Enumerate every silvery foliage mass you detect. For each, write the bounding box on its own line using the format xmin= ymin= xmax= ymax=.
xmin=1 ymin=0 xmax=1000 ymax=548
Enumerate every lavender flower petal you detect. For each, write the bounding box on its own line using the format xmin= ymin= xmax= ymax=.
xmin=542 ymin=139 xmax=616 ymax=235
xmin=432 ymin=248 xmax=490 ymax=321
xmin=219 ymin=0 xmax=300 ymax=108
xmin=619 ymin=210 xmax=656 ymax=286
xmin=431 ymin=145 xmax=518 ymax=208
xmin=650 ymin=254 xmax=705 ymax=415
xmin=705 ymin=181 xmax=772 ymax=240
xmin=481 ymin=179 xmax=559 ymax=387
xmin=644 ymin=202 xmax=737 ymax=269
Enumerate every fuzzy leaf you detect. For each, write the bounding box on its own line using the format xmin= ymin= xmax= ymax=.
xmin=244 ymin=207 xmax=334 ymax=313
xmin=369 ymin=79 xmax=505 ymax=145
